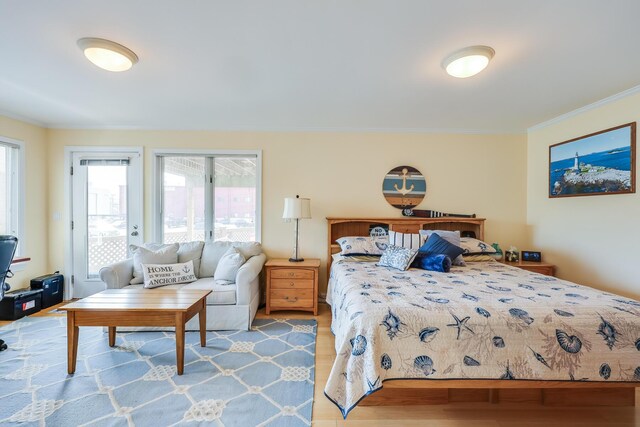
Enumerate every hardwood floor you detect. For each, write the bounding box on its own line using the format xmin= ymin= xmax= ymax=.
xmin=3 ymin=302 xmax=638 ymax=426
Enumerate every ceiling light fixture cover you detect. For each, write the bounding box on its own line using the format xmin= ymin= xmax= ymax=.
xmin=442 ymin=45 xmax=495 ymax=78
xmin=77 ymin=37 xmax=138 ymax=72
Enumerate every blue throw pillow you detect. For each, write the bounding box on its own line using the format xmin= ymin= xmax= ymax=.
xmin=412 ymin=233 xmax=464 ymax=267
xmin=413 ymin=254 xmax=452 ymax=272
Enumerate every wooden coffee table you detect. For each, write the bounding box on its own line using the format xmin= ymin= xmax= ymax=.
xmin=59 ymin=288 xmax=211 ymax=375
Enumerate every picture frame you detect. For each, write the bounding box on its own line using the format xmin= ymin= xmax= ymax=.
xmin=549 ymin=122 xmax=636 ymax=198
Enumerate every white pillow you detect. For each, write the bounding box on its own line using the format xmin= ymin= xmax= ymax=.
xmin=130 ymin=243 xmax=180 ymax=284
xmin=142 ymin=241 xmax=204 ymax=277
xmin=388 ymin=231 xmax=425 ymax=250
xmin=200 ymin=241 xmax=262 ymax=278
xmin=213 ymin=247 xmax=246 ymax=285
xmin=142 ymin=260 xmax=197 ymax=289
xmin=459 ymin=237 xmax=497 ymax=255
xmin=336 ymin=236 xmax=388 ymax=256
xmin=176 ymin=241 xmax=205 ymax=278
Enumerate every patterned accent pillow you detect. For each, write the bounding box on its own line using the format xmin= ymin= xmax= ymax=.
xmin=459 ymin=237 xmax=497 ymax=255
xmin=419 ymin=230 xmax=465 ymax=266
xmin=336 ymin=236 xmax=388 ymax=256
xmin=388 ymin=231 xmax=425 ymax=250
xmin=142 ymin=260 xmax=197 ymax=289
xmin=377 ymin=245 xmax=419 ymax=271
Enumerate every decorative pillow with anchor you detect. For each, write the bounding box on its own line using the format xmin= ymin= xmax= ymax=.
xmin=141 ymin=260 xmax=197 ymax=289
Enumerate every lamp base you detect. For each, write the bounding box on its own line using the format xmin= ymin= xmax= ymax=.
xmin=289 ymin=257 xmax=305 ymax=263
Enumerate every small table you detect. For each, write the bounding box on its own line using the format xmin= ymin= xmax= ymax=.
xmin=59 ymin=289 xmax=211 ymax=375
xmin=265 ymin=258 xmax=320 ymax=315
xmin=500 ymin=260 xmax=555 ymax=276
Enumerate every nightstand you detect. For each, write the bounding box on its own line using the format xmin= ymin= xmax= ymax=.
xmin=265 ymin=259 xmax=320 ymax=315
xmin=500 ymin=260 xmax=555 ymax=277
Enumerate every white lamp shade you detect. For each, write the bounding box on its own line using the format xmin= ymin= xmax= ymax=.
xmin=283 ymin=197 xmax=311 ymax=219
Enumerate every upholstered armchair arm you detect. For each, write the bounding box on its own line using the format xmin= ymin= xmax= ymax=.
xmin=235 ymin=253 xmax=266 ymax=305
xmin=99 ymin=258 xmax=134 ymax=289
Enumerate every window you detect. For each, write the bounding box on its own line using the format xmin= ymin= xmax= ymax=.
xmin=155 ymin=151 xmax=261 ymax=244
xmin=0 ymin=138 xmax=23 ymax=254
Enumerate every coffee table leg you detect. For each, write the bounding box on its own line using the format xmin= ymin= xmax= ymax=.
xmin=67 ymin=312 xmax=79 ymax=374
xmin=199 ymin=301 xmax=207 ymax=347
xmin=176 ymin=312 xmax=185 ymax=375
xmin=108 ymin=326 xmax=116 ymax=347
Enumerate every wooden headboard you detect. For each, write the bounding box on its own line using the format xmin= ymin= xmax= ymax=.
xmin=327 ymin=217 xmax=485 ymax=277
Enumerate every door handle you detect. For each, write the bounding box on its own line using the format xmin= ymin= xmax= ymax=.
xmin=131 ymin=225 xmax=139 ymax=237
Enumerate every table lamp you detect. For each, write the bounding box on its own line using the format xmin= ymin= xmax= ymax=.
xmin=282 ymin=195 xmax=311 ymax=262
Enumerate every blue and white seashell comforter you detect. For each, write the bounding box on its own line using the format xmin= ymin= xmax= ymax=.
xmin=324 ymin=260 xmax=640 ymax=417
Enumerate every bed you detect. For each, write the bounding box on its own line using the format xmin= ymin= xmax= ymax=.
xmin=324 ymin=217 xmax=640 ymax=418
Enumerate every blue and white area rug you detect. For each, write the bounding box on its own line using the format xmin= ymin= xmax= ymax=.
xmin=0 ymin=316 xmax=316 ymax=426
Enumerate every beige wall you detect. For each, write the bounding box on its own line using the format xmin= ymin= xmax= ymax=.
xmin=527 ymin=92 xmax=640 ymax=300
xmin=0 ymin=116 xmax=49 ymax=290
xmin=47 ymin=129 xmax=528 ymax=295
xmin=5 ymin=91 xmax=638 ymax=300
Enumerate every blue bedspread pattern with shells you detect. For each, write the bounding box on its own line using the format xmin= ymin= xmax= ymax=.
xmin=324 ymin=260 xmax=640 ymax=418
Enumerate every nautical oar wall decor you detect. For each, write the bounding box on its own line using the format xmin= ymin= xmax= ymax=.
xmin=402 ymin=209 xmax=476 ymax=218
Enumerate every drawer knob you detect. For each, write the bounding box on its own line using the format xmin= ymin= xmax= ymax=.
xmin=289 ymin=282 xmax=295 ymax=286
xmin=285 ymin=296 xmax=298 ymax=303
xmin=288 ymin=272 xmax=294 ymax=277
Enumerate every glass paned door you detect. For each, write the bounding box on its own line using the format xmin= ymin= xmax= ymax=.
xmin=71 ymin=153 xmax=143 ymax=297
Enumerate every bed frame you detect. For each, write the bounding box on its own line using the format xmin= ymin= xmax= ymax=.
xmin=326 ymin=217 xmax=637 ymax=407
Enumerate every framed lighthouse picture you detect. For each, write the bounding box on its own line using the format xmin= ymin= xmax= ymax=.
xmin=549 ymin=122 xmax=636 ymax=198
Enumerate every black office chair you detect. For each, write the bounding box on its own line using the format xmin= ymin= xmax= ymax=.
xmin=0 ymin=235 xmax=18 ymax=352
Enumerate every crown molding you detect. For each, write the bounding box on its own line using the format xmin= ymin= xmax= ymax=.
xmin=527 ymin=84 xmax=640 ymax=133
xmin=44 ymin=123 xmax=524 ymax=135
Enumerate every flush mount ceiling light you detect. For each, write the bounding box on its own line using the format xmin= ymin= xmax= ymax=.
xmin=77 ymin=37 xmax=138 ymax=72
xmin=442 ymin=45 xmax=495 ymax=78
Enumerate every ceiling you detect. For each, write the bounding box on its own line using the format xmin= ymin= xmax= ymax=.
xmin=1 ymin=1 xmax=640 ymax=133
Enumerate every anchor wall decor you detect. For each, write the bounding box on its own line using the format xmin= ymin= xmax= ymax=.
xmin=382 ymin=165 xmax=426 ymax=209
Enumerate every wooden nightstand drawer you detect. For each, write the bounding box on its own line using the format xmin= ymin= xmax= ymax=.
xmin=271 ymin=278 xmax=314 ymax=289
xmin=271 ymin=268 xmax=315 ymax=280
xmin=270 ymin=289 xmax=314 ymax=308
